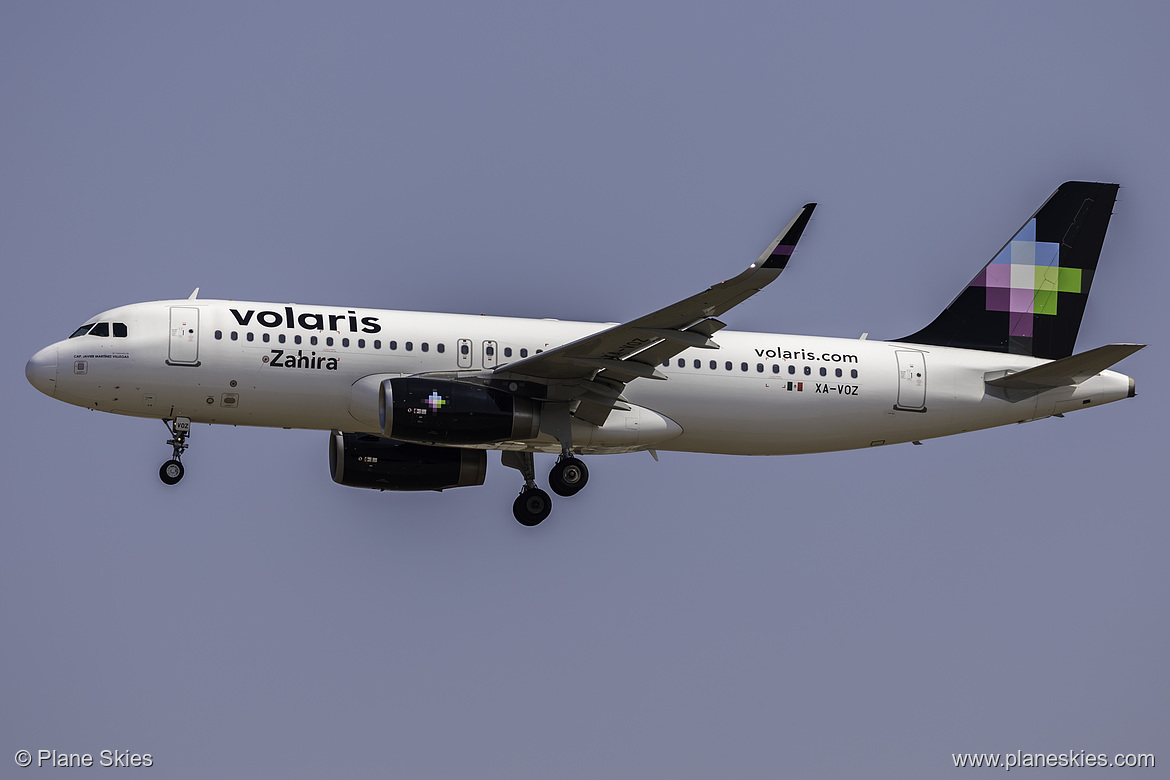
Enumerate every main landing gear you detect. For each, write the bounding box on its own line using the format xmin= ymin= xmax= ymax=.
xmin=549 ymin=456 xmax=589 ymax=497
xmin=159 ymin=417 xmax=191 ymax=486
xmin=501 ymin=451 xmax=590 ymax=526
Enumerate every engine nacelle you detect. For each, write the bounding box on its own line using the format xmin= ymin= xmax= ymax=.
xmin=329 ymin=431 xmax=487 ymax=491
xmin=379 ymin=378 xmax=539 ymax=445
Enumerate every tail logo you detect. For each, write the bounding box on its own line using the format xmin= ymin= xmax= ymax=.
xmin=971 ymin=218 xmax=1082 ymax=338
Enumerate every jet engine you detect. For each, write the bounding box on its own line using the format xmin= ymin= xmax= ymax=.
xmin=379 ymin=378 xmax=539 ymax=445
xmin=329 ymin=431 xmax=487 ymax=491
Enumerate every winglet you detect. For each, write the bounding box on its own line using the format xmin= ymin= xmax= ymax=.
xmin=759 ymin=203 xmax=817 ymax=269
xmin=188 ymin=287 xmax=200 ymax=300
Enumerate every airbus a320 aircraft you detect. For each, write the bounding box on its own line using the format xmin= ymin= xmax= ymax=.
xmin=26 ymin=182 xmax=1143 ymax=526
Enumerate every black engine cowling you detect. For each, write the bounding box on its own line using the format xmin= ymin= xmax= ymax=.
xmin=379 ymin=378 xmax=539 ymax=445
xmin=329 ymin=431 xmax=487 ymax=491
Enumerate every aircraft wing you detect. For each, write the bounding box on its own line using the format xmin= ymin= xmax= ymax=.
xmin=492 ymin=203 xmax=816 ymax=424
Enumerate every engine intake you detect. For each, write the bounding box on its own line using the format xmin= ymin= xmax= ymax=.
xmin=379 ymin=378 xmax=539 ymax=445
xmin=329 ymin=431 xmax=487 ymax=491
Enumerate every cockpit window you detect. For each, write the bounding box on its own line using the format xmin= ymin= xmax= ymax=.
xmin=89 ymin=322 xmax=110 ymax=337
xmin=69 ymin=324 xmax=94 ymax=338
xmin=113 ymin=322 xmax=127 ymax=337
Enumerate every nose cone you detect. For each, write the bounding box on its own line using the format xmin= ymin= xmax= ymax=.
xmin=26 ymin=345 xmax=58 ymax=397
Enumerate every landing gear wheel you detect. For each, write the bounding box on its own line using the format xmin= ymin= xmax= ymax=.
xmin=549 ymin=457 xmax=589 ymax=497
xmin=159 ymin=459 xmax=185 ymax=485
xmin=513 ymin=487 xmax=552 ymax=526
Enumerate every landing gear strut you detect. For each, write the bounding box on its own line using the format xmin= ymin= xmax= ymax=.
xmin=159 ymin=417 xmax=191 ymax=486
xmin=501 ymin=450 xmax=552 ymax=526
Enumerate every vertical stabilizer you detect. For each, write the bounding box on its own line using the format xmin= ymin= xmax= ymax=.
xmin=900 ymin=181 xmax=1118 ymax=359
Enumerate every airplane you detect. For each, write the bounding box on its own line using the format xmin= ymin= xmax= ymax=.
xmin=25 ymin=181 xmax=1143 ymax=526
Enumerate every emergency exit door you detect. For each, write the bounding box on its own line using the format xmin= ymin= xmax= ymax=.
xmin=456 ymin=338 xmax=473 ymax=369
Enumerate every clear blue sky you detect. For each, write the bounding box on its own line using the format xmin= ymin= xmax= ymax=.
xmin=2 ymin=2 xmax=1166 ymax=777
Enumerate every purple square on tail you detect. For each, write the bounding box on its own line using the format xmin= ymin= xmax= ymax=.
xmin=984 ymin=264 xmax=1011 ymax=288
xmin=1009 ymin=313 xmax=1034 ymax=338
xmin=985 ymin=286 xmax=1011 ymax=311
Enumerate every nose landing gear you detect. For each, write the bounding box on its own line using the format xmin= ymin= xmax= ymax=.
xmin=159 ymin=417 xmax=191 ymax=485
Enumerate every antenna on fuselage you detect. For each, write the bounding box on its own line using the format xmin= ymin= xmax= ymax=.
xmin=188 ymin=288 xmax=200 ymax=300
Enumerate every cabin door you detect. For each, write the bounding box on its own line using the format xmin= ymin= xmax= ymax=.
xmin=168 ymin=307 xmax=200 ymax=366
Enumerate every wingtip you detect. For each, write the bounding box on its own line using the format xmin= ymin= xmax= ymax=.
xmin=760 ymin=203 xmax=817 ymax=269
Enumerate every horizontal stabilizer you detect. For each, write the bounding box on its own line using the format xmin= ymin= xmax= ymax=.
xmin=985 ymin=343 xmax=1144 ymax=390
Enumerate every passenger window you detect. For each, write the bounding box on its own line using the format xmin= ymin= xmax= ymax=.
xmin=342 ymin=338 xmax=350 ymax=347
xmin=835 ymin=368 xmax=842 ymax=377
xmin=740 ymin=362 xmax=748 ymax=372
xmin=69 ymin=324 xmax=93 ymax=338
xmin=710 ymin=361 xmax=717 ymax=370
xmin=804 ymin=366 xmax=811 ymax=375
xmin=421 ymin=342 xmax=428 ymax=352
xmin=694 ymin=359 xmax=701 ymax=369
xmin=278 ymin=334 xmax=286 ymax=344
xmin=677 ymin=358 xmax=685 ymax=368
xmin=113 ymin=323 xmax=128 ymax=337
xmin=262 ymin=333 xmax=270 ymax=343
xmin=505 ymin=347 xmax=513 ymax=358
xmin=231 ymin=331 xmax=238 ymax=341
xmin=405 ymin=342 xmax=413 ymax=351
xmin=756 ymin=363 xmax=764 ymax=373
xmin=294 ymin=335 xmax=302 ymax=345
xmin=326 ymin=337 xmax=334 ymax=346
xmin=374 ymin=340 xmax=381 ymax=349
xmin=310 ymin=336 xmax=318 ymax=345
xmin=788 ymin=365 xmax=795 ymax=375
xmin=819 ymin=367 xmax=826 ymax=376
xmin=485 ymin=345 xmax=494 ymax=356
xmin=90 ymin=322 xmax=110 ymax=337
xmin=246 ymin=332 xmax=254 ymax=342
xmin=851 ymin=369 xmax=858 ymax=379
xmin=520 ymin=349 xmax=528 ymax=358
xmin=725 ymin=361 xmax=732 ymax=371
xmin=772 ymin=364 xmax=780 ymax=374
xmin=358 ymin=339 xmax=365 ymax=348
xmin=460 ymin=343 xmax=470 ymax=355
xmin=437 ymin=343 xmax=445 ymax=353
xmin=214 ymin=330 xmax=223 ymax=340
xmin=389 ymin=341 xmax=397 ymax=350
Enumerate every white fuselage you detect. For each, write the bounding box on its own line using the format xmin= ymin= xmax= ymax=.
xmin=28 ymin=298 xmax=1135 ymax=457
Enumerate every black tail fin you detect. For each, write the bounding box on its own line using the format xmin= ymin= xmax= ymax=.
xmin=900 ymin=181 xmax=1118 ymax=359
